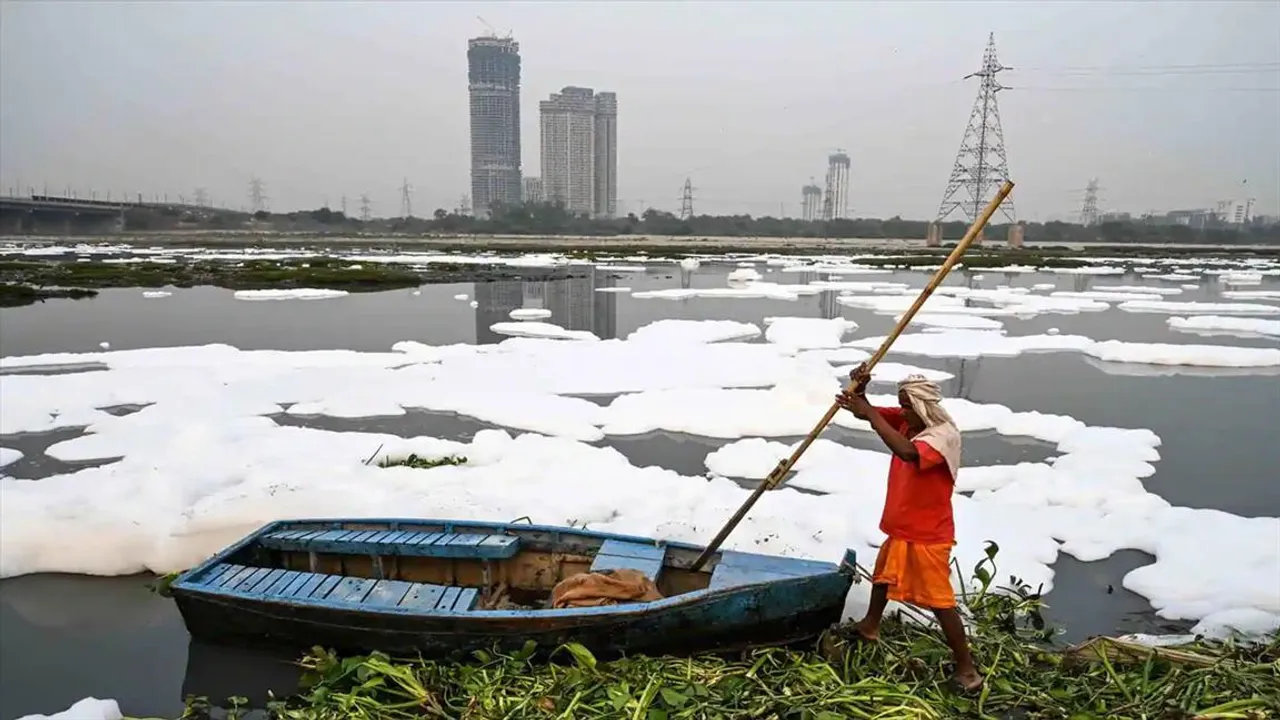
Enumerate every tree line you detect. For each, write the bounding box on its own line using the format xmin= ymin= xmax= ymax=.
xmin=120 ymin=201 xmax=1280 ymax=245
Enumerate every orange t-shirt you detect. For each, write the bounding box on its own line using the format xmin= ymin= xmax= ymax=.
xmin=876 ymin=407 xmax=956 ymax=544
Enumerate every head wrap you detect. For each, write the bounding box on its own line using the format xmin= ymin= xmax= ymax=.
xmin=897 ymin=374 xmax=961 ymax=480
xmin=897 ymin=374 xmax=957 ymax=429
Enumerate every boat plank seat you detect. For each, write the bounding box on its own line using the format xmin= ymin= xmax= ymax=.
xmin=709 ymin=550 xmax=834 ymax=590
xmin=589 ymin=539 xmax=666 ymax=580
xmin=197 ymin=563 xmax=479 ymax=612
xmin=258 ymin=528 xmax=520 ymax=560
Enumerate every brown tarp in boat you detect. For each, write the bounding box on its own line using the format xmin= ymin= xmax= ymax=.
xmin=550 ymin=568 xmax=664 ymax=609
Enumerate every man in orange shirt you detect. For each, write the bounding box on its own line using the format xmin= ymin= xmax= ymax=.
xmin=834 ymin=364 xmax=982 ymax=691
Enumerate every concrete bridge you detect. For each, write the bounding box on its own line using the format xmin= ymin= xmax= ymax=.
xmin=0 ymin=195 xmax=235 ymax=235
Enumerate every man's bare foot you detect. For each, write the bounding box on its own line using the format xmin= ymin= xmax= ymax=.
xmin=951 ymin=667 xmax=984 ymax=692
xmin=852 ymin=620 xmax=880 ymax=642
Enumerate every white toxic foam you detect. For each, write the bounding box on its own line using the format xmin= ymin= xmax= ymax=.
xmin=1167 ymin=316 xmax=1280 ymax=339
xmin=1091 ymin=285 xmax=1182 ymax=296
xmin=762 ymin=317 xmax=859 ymax=349
xmin=488 ymin=322 xmax=599 ymax=341
xmin=142 ymin=290 xmax=172 ymax=299
xmin=509 ymin=308 xmax=553 ymax=321
xmin=15 ymin=697 xmax=123 ymax=720
xmin=0 ymin=447 xmax=23 ymax=468
xmin=0 ymin=319 xmax=1276 ymax=639
xmin=1223 ymin=290 xmax=1280 ymax=301
xmin=1118 ymin=300 xmax=1280 ymax=316
xmin=846 ymin=329 xmax=1280 ymax=368
xmin=898 ymin=313 xmax=1004 ymax=331
xmin=727 ymin=267 xmax=763 ymax=282
xmin=632 ymin=282 xmax=820 ymax=302
xmin=626 ymin=319 xmax=761 ymax=344
xmin=233 ymin=288 xmax=349 ymax=301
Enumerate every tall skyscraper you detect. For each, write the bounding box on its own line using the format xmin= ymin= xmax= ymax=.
xmin=592 ymin=92 xmax=617 ymax=219
xmin=540 ymin=86 xmax=617 ymax=218
xmin=468 ymin=35 xmax=522 ymax=218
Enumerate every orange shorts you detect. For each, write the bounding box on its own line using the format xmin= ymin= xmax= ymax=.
xmin=871 ymin=537 xmax=957 ymax=610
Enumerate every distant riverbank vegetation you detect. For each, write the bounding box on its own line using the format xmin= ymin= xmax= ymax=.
xmin=95 ymin=201 xmax=1280 ymax=246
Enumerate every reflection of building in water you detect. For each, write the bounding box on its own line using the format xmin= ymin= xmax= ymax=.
xmin=679 ymin=267 xmax=693 ymax=289
xmin=473 ymin=270 xmax=617 ymax=343
xmin=938 ymin=357 xmax=982 ymax=399
xmin=819 ymin=290 xmax=840 ymax=319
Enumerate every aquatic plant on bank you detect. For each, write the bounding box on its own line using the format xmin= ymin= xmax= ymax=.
xmin=375 ymin=453 xmax=469 ymax=470
xmin=162 ymin=544 xmax=1279 ymax=720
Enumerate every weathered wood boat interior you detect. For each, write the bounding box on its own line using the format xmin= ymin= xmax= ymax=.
xmin=182 ymin=520 xmax=833 ymax=615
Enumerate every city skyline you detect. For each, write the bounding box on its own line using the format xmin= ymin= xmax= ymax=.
xmin=0 ymin=2 xmax=1276 ymax=220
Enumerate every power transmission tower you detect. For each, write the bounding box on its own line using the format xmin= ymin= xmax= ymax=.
xmin=248 ymin=176 xmax=268 ymax=213
xmin=679 ymin=178 xmax=695 ymax=220
xmin=359 ymin=194 xmax=372 ymax=222
xmin=399 ymin=178 xmax=413 ymax=219
xmin=1080 ymin=179 xmax=1100 ymax=226
xmin=193 ymin=187 xmax=209 ymax=207
xmin=341 ymin=195 xmax=348 ymax=216
xmin=935 ymin=33 xmax=1016 ymax=224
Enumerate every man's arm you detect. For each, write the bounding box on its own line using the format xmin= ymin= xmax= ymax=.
xmin=834 ymin=365 xmax=919 ymax=461
xmin=857 ymin=398 xmax=920 ymax=462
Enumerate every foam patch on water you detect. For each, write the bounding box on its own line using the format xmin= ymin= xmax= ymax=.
xmin=488 ymin=322 xmax=599 ymax=341
xmin=626 ymin=319 xmax=761 ymax=344
xmin=233 ymin=289 xmax=349 ymax=301
xmin=141 ymin=290 xmax=172 ymax=299
xmin=762 ymin=317 xmax=859 ymax=349
xmin=15 ymin=697 xmax=123 ymax=720
xmin=632 ymin=282 xmax=818 ymax=301
xmin=846 ymin=330 xmax=1280 ymax=368
xmin=1168 ymin=316 xmax=1280 ymax=339
xmin=899 ymin=313 xmax=1004 ymax=331
xmin=509 ymin=308 xmax=552 ymax=320
xmin=0 ymin=447 xmax=22 ymax=468
xmin=1093 ymin=285 xmax=1183 ymax=296
xmin=1223 ymin=290 xmax=1280 ymax=301
xmin=1118 ymin=300 xmax=1280 ymax=316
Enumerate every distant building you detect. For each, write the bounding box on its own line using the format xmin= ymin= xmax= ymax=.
xmin=1216 ymin=198 xmax=1255 ymax=225
xmin=540 ymin=86 xmax=617 ymax=218
xmin=523 ymin=177 xmax=544 ymax=204
xmin=1099 ymin=211 xmax=1131 ymax=223
xmin=592 ymin=92 xmax=618 ymax=219
xmin=801 ymin=182 xmax=823 ymax=222
xmin=468 ymin=36 xmax=523 ymax=218
xmin=1164 ymin=209 xmax=1215 ymax=229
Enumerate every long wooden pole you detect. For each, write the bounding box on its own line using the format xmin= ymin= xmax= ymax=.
xmin=690 ymin=180 xmax=1015 ymax=572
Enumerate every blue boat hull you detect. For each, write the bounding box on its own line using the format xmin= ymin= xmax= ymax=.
xmin=170 ymin=518 xmax=857 ymax=658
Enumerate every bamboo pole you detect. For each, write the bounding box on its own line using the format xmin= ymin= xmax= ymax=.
xmin=690 ymin=180 xmax=1015 ymax=572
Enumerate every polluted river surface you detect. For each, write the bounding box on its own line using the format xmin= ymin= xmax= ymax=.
xmin=1 ymin=255 xmax=1278 ymax=719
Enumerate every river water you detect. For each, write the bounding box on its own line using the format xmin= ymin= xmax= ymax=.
xmin=1 ymin=260 xmax=1278 ymax=719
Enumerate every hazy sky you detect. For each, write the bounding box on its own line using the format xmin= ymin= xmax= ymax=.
xmin=2 ymin=1 xmax=1277 ymax=221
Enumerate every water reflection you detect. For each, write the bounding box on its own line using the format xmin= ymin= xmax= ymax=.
xmin=474 ymin=268 xmax=619 ymax=343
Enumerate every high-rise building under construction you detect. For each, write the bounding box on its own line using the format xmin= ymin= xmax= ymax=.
xmin=468 ymin=35 xmax=522 ymax=218
xmin=540 ymin=86 xmax=617 ymax=218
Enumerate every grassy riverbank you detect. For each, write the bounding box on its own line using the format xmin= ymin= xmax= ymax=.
xmin=0 ymin=257 xmax=589 ymax=307
xmin=159 ymin=547 xmax=1278 ymax=720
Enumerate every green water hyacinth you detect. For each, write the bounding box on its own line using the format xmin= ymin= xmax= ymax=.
xmin=165 ymin=546 xmax=1279 ymax=720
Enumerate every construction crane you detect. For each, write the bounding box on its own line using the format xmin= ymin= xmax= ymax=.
xmin=476 ymin=16 xmax=511 ymax=39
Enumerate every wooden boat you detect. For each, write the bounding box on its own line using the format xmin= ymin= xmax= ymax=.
xmin=170 ymin=517 xmax=858 ymax=658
